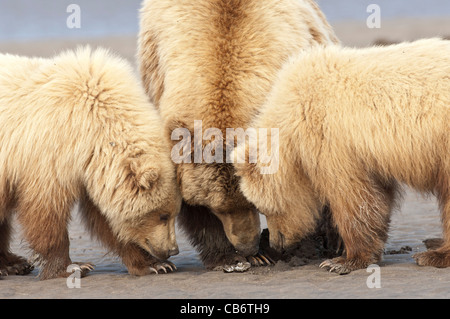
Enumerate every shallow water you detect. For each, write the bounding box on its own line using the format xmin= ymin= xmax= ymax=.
xmin=0 ymin=0 xmax=449 ymax=41
xmin=316 ymin=0 xmax=450 ymax=21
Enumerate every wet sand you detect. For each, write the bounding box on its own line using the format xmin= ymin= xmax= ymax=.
xmin=3 ymin=189 xmax=446 ymax=299
xmin=1 ymin=17 xmax=450 ymax=299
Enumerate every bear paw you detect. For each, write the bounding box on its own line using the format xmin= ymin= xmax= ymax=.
xmin=247 ymin=253 xmax=275 ymax=267
xmin=0 ymin=257 xmax=34 ymax=276
xmin=66 ymin=262 xmax=95 ymax=278
xmin=413 ymin=250 xmax=450 ymax=268
xmin=319 ymin=258 xmax=353 ymax=275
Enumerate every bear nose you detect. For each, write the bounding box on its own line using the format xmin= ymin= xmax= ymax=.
xmin=168 ymin=247 xmax=179 ymax=256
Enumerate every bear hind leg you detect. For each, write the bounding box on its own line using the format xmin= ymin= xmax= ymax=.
xmin=16 ymin=191 xmax=78 ymax=280
xmin=414 ymin=173 xmax=450 ymax=268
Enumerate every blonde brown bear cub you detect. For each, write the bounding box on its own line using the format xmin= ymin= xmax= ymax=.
xmin=138 ymin=0 xmax=339 ymax=271
xmin=0 ymin=47 xmax=181 ymax=280
xmin=234 ymin=38 xmax=450 ymax=274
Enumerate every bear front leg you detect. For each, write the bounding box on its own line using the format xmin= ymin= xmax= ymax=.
xmin=78 ymin=196 xmax=176 ymax=275
xmin=413 ymin=182 xmax=450 ymax=268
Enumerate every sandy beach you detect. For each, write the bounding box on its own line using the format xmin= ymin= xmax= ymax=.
xmin=3 ymin=189 xmax=446 ymax=299
xmin=1 ymin=17 xmax=450 ymax=300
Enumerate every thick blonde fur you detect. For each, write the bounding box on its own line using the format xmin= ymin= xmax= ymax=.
xmin=235 ymin=38 xmax=450 ymax=273
xmin=0 ymin=47 xmax=181 ymax=279
xmin=138 ymin=0 xmax=339 ymax=268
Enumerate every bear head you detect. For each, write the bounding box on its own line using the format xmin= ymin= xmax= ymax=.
xmin=85 ymin=146 xmax=182 ymax=261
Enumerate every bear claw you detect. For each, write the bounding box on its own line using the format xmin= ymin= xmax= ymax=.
xmin=149 ymin=261 xmax=177 ymax=274
xmin=82 ymin=263 xmax=95 ymax=271
xmin=247 ymin=253 xmax=275 ymax=266
xmin=69 ymin=262 xmax=95 ymax=277
xmin=319 ymin=259 xmax=352 ymax=275
xmin=319 ymin=259 xmax=333 ymax=269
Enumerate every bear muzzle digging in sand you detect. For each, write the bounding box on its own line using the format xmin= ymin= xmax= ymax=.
xmin=234 ymin=38 xmax=449 ymax=274
xmin=0 ymin=47 xmax=181 ymax=279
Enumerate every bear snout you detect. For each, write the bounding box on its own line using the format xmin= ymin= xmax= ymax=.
xmin=234 ymin=235 xmax=260 ymax=257
xmin=168 ymin=247 xmax=180 ymax=257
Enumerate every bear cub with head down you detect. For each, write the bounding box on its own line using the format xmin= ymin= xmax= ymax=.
xmin=0 ymin=47 xmax=181 ymax=280
xmin=234 ymin=39 xmax=449 ymax=274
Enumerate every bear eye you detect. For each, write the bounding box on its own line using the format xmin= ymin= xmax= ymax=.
xmin=160 ymin=214 xmax=169 ymax=222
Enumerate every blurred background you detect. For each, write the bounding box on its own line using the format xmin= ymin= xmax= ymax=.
xmin=0 ymin=0 xmax=449 ymax=64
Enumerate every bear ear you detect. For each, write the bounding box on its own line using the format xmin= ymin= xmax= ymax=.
xmin=136 ymin=169 xmax=160 ymax=190
xmin=129 ymin=161 xmax=160 ymax=190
